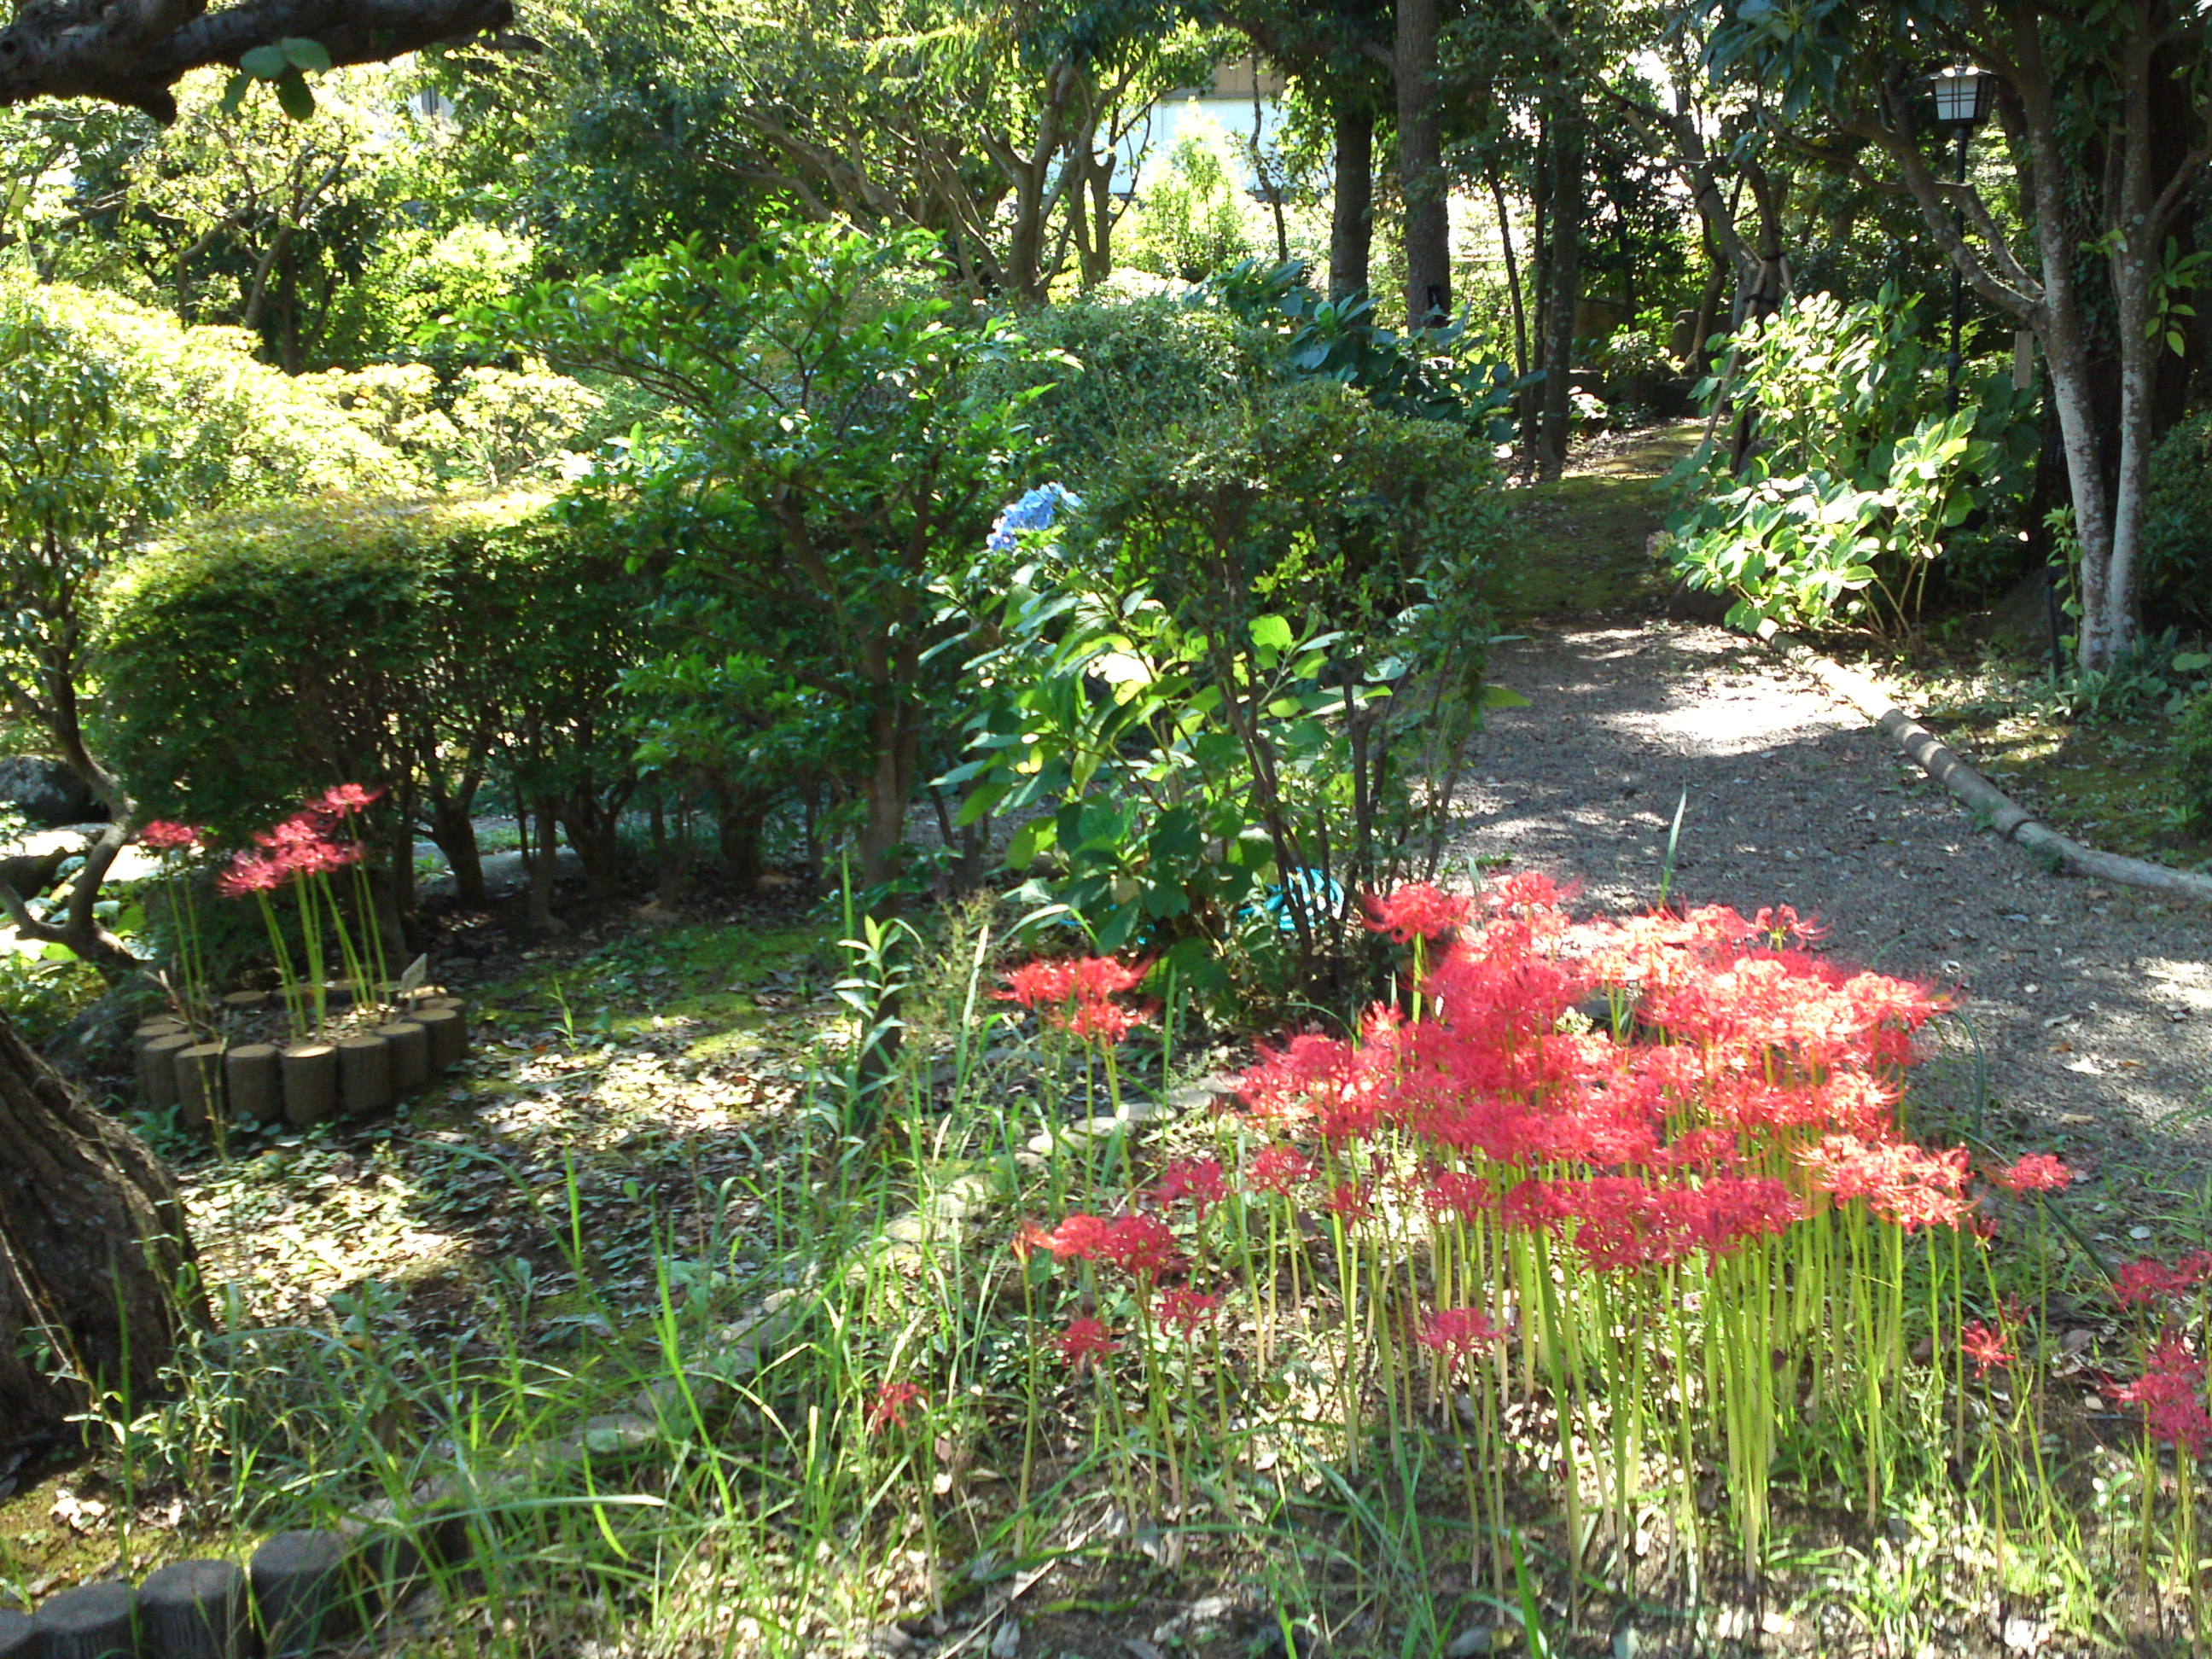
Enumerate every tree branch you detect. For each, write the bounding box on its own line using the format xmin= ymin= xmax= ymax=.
xmin=0 ymin=0 xmax=516 ymax=122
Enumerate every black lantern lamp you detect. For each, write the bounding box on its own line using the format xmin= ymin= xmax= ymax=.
xmin=1930 ymin=62 xmax=1995 ymax=128
xmin=1929 ymin=64 xmax=1994 ymax=411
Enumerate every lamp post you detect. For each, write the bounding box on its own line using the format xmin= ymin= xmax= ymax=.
xmin=1930 ymin=64 xmax=1994 ymax=412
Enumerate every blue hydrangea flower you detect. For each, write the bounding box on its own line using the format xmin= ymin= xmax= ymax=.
xmin=986 ymin=482 xmax=1081 ymax=555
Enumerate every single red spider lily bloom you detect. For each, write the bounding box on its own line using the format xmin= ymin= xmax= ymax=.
xmin=2114 ymin=1339 xmax=2212 ymax=1456
xmin=995 ymin=958 xmax=1081 ymax=1010
xmin=1057 ymin=1316 xmax=1118 ymax=1371
xmin=2114 ymin=1257 xmax=2190 ymax=1307
xmin=1042 ymin=1213 xmax=1114 ymax=1261
xmin=1156 ymin=1288 xmax=1222 ymax=1332
xmin=279 ymin=840 xmax=364 ymax=878
xmin=1101 ymin=1214 xmax=1184 ymax=1281
xmin=1245 ymin=1144 xmax=1314 ymax=1196
xmin=215 ymin=852 xmax=286 ymax=897
xmin=254 ymin=812 xmax=329 ymax=851
xmin=1154 ymin=1157 xmax=1227 ymax=1220
xmin=1010 ymin=1220 xmax=1053 ymax=1263
xmin=1362 ymin=882 xmax=1474 ymax=944
xmin=311 ymin=783 xmax=383 ymax=816
xmin=864 ymin=1379 xmax=924 ymax=1434
xmin=1417 ymin=1307 xmax=1504 ymax=1358
xmin=1990 ymin=1153 xmax=2073 ymax=1195
xmin=1068 ymin=956 xmax=1150 ymax=1001
xmin=1960 ymin=1321 xmax=2014 ymax=1378
xmin=1062 ymin=996 xmax=1152 ymax=1045
xmin=137 ymin=820 xmax=201 ymax=851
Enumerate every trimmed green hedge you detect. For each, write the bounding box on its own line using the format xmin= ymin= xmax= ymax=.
xmin=98 ymin=492 xmax=648 ymax=846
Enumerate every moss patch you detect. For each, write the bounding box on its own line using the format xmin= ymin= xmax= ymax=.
xmin=1496 ymin=424 xmax=1700 ymax=622
xmin=1930 ymin=706 xmax=2212 ymax=870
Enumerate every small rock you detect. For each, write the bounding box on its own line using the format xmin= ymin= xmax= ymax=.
xmin=990 ymin=1619 xmax=1021 ymax=1659
xmin=2129 ymin=1225 xmax=2154 ymax=1241
xmin=1446 ymin=1626 xmax=1493 ymax=1657
xmin=1613 ymin=1627 xmax=1640 ymax=1659
xmin=2002 ymin=1614 xmax=2046 ymax=1650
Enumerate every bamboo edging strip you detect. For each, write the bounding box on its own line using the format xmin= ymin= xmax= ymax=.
xmin=1760 ymin=626 xmax=2212 ymax=906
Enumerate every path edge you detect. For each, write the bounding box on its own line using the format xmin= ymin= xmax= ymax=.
xmin=1755 ymin=627 xmax=2212 ymax=906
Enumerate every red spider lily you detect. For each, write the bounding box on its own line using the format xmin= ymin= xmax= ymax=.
xmin=1154 ymin=1157 xmax=1227 ymax=1220
xmin=996 ymin=958 xmax=1082 ymax=1010
xmin=1057 ymin=1316 xmax=1118 ymax=1372
xmin=1362 ymin=882 xmax=1473 ymax=944
xmin=1068 ymin=955 xmax=1150 ymax=1001
xmin=1245 ymin=1144 xmax=1314 ymax=1196
xmin=1099 ymin=1214 xmax=1184 ymax=1281
xmin=2114 ymin=1339 xmax=2212 ymax=1457
xmin=995 ymin=955 xmax=1150 ymax=1044
xmin=1041 ymin=1213 xmax=1115 ymax=1262
xmin=1010 ymin=1220 xmax=1053 ymax=1262
xmin=1799 ymin=1135 xmax=1971 ymax=1231
xmin=215 ymin=852 xmax=287 ymax=897
xmin=864 ymin=1379 xmax=924 ymax=1434
xmin=311 ymin=783 xmax=383 ymax=816
xmin=2111 ymin=1254 xmax=2212 ymax=1307
xmin=137 ymin=820 xmax=201 ymax=851
xmin=1961 ymin=1322 xmax=2014 ymax=1378
xmin=1990 ymin=1153 xmax=2073 ymax=1195
xmin=1064 ymin=996 xmax=1153 ymax=1045
xmin=253 ymin=812 xmax=329 ymax=852
xmin=1156 ymin=1288 xmax=1222 ymax=1332
xmin=277 ymin=839 xmax=364 ymax=877
xmin=1417 ymin=1307 xmax=1504 ymax=1358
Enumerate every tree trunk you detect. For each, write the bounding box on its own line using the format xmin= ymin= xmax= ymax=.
xmin=1537 ymin=93 xmax=1586 ymax=477
xmin=526 ymin=796 xmax=565 ymax=934
xmin=0 ymin=1016 xmax=199 ymax=1454
xmin=426 ymin=795 xmax=487 ymax=910
xmin=1330 ymin=95 xmax=1375 ymax=300
xmin=1394 ymin=0 xmax=1449 ymax=330
xmin=1488 ymin=166 xmax=1528 ymax=376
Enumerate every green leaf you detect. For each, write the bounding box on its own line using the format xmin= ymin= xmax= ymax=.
xmin=239 ymin=44 xmax=290 ymax=78
xmin=1004 ymin=818 xmax=1052 ymax=870
xmin=279 ymin=36 xmax=333 ymax=71
xmin=218 ymin=72 xmax=251 ymax=114
xmin=1249 ymin=614 xmax=1293 ymax=653
xmin=1480 ymin=684 xmax=1532 ymax=709
xmin=38 ymin=942 xmax=75 ymax=963
xmin=274 ymin=69 xmax=316 ymax=120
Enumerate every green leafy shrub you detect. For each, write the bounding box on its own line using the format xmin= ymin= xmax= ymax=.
xmin=952 ymin=381 xmax=1511 ymax=1013
xmin=98 ymin=492 xmax=650 ymax=904
xmin=1667 ymin=288 xmax=2039 ymax=635
xmin=972 ymin=293 xmax=1272 ymax=490
xmin=488 ymin=224 xmax=1043 ymax=897
xmin=1121 ymin=129 xmax=1257 ymax=284
xmin=1200 ymin=258 xmax=1520 ymax=436
xmin=2142 ymin=410 xmax=2212 ymax=632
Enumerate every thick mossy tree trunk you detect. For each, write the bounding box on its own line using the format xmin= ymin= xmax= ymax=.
xmin=0 ymin=1017 xmax=199 ymax=1453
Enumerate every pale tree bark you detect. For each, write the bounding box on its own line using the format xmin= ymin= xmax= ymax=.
xmin=0 ymin=1015 xmax=200 ymax=1453
xmin=0 ymin=0 xmax=517 ymax=121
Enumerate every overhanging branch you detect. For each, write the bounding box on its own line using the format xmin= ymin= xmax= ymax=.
xmin=0 ymin=0 xmax=517 ymax=122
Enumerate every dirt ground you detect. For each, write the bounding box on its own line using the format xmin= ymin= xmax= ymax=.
xmin=1456 ymin=435 xmax=2212 ymax=1254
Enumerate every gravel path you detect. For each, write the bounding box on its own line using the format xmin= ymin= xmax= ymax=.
xmin=1452 ymin=533 xmax=2211 ymax=1240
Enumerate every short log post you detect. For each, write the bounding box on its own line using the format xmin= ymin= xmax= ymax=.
xmin=335 ymin=1034 xmax=393 ymax=1115
xmin=249 ymin=1532 xmax=346 ymax=1659
xmin=33 ymin=1580 xmax=135 ymax=1659
xmin=137 ymin=1561 xmax=246 ymax=1659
